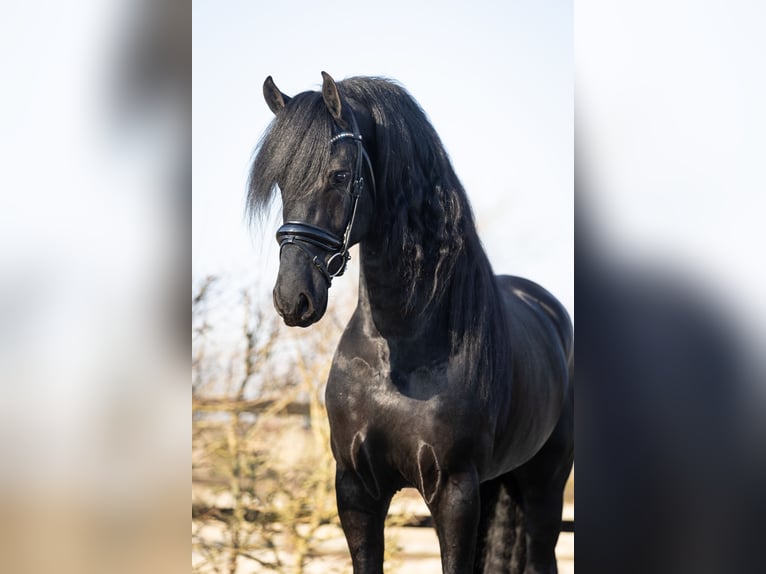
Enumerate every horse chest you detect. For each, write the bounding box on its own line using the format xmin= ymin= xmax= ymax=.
xmin=326 ymin=355 xmax=484 ymax=493
xmin=326 ymin=356 xmax=449 ymax=433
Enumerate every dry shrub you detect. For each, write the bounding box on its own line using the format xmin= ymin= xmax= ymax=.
xmin=192 ymin=276 xmax=350 ymax=574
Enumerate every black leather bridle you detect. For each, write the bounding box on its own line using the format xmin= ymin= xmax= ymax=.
xmin=275 ymin=115 xmax=375 ymax=285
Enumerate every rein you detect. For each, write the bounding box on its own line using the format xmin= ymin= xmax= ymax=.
xmin=275 ymin=112 xmax=375 ymax=285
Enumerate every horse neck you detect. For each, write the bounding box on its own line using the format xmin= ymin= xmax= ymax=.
xmin=356 ymin=240 xmax=451 ymax=349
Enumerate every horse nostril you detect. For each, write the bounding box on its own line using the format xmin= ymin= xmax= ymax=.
xmin=298 ymin=292 xmax=314 ymax=321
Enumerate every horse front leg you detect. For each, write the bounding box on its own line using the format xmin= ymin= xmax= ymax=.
xmin=428 ymin=467 xmax=481 ymax=574
xmin=335 ymin=466 xmax=392 ymax=574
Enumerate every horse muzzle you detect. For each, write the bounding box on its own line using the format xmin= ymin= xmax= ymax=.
xmin=272 ymin=249 xmax=329 ymax=327
xmin=273 ymin=287 xmax=321 ymax=327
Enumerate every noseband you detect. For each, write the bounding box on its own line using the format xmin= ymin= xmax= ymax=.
xmin=275 ymin=116 xmax=375 ymax=285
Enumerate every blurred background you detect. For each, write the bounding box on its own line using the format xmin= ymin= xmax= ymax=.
xmin=577 ymin=2 xmax=766 ymax=573
xmin=1 ymin=0 xmax=189 ymax=573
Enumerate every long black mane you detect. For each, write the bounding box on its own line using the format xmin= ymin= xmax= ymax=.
xmin=247 ymin=77 xmax=510 ymax=399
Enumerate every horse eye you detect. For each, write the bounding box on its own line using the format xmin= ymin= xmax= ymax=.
xmin=332 ymin=171 xmax=350 ymax=185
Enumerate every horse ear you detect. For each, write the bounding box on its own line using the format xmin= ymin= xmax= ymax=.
xmin=263 ymin=76 xmax=291 ymax=115
xmin=321 ymin=71 xmax=343 ymax=122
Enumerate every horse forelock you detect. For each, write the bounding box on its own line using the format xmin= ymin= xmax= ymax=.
xmin=247 ymin=91 xmax=334 ymax=222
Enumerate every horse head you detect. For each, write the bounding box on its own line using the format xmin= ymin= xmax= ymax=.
xmin=257 ymin=72 xmax=376 ymax=327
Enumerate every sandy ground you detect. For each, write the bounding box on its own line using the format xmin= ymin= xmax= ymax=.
xmin=193 ymin=522 xmax=573 ymax=574
xmin=193 ymin=489 xmax=574 ymax=573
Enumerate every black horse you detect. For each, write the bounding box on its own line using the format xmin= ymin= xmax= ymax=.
xmin=248 ymin=72 xmax=573 ymax=574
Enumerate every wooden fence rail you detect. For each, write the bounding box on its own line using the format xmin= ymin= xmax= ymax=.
xmin=193 ymin=397 xmax=310 ymax=416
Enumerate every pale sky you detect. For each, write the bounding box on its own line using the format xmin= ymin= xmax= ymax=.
xmin=192 ymin=1 xmax=573 ymax=314
xmin=577 ymin=1 xmax=766 ymax=340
